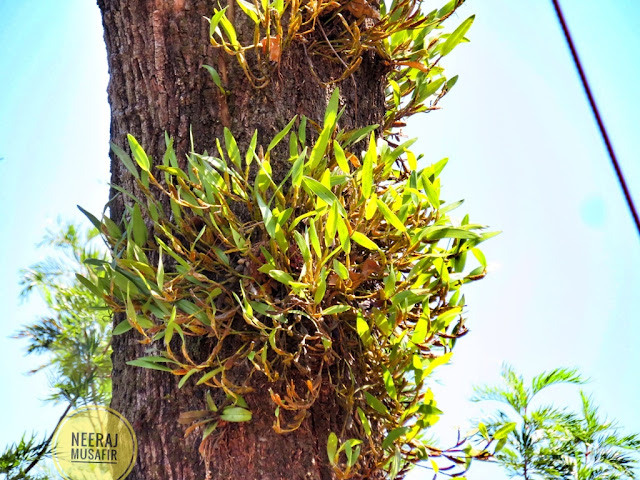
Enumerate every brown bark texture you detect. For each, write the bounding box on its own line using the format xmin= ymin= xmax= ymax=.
xmin=97 ymin=1 xmax=387 ymax=478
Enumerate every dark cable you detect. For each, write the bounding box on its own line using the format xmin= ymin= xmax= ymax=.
xmin=551 ymin=0 xmax=640 ymax=237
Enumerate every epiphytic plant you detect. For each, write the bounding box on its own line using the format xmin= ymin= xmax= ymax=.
xmin=81 ymin=0 xmax=491 ymax=477
xmin=206 ymin=0 xmax=473 ymax=131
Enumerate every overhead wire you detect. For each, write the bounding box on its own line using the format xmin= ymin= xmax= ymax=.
xmin=551 ymin=0 xmax=640 ymax=237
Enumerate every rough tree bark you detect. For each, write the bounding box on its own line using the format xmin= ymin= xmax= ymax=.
xmin=97 ymin=1 xmax=387 ymax=478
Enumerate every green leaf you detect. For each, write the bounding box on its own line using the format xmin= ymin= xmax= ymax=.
xmin=245 ymin=130 xmax=258 ymax=165
xmin=437 ymin=0 xmax=457 ymax=17
xmin=206 ymin=391 xmax=218 ymax=412
xmin=165 ymin=306 xmax=178 ymax=345
xmin=356 ymin=314 xmax=372 ymax=347
xmin=327 ymin=432 xmax=338 ymax=464
xmin=336 ymin=216 xmax=350 ymax=254
xmin=132 ymin=204 xmax=148 ymax=246
xmin=197 ymin=367 xmax=224 ymax=385
xmin=302 ymin=177 xmax=346 ymax=216
xmin=291 ymin=149 xmax=306 ymax=188
xmin=178 ymin=368 xmax=200 ymax=389
xmin=446 ymin=75 xmax=459 ymax=90
xmin=75 ymin=273 xmax=103 ymax=297
xmin=272 ymin=0 xmax=284 ymax=14
xmin=494 ymin=437 xmax=507 ymax=453
xmin=219 ymin=14 xmax=239 ymax=48
xmin=341 ymin=124 xmax=378 ymax=147
xmin=112 ymin=319 xmax=133 ymax=335
xmin=220 ymin=406 xmax=252 ymax=422
xmin=176 ymin=300 xmax=207 ymax=324
xmin=346 ymin=442 xmax=360 ymax=468
xmin=471 ymin=247 xmax=487 ymax=268
xmin=314 ymin=268 xmax=327 ymax=304
xmin=322 ymin=305 xmax=350 ymax=315
xmin=156 ymin=165 xmax=189 ymax=180
xmin=294 ymin=230 xmax=311 ymax=264
xmin=111 ymin=142 xmax=140 ymax=179
xmin=383 ymin=368 xmax=397 ymax=400
xmin=127 ymin=134 xmax=150 ymax=172
xmin=364 ymin=392 xmax=388 ymax=415
xmin=224 ymin=128 xmax=242 ymax=169
xmin=531 ymin=367 xmax=585 ymax=394
xmin=289 ymin=131 xmax=298 ymax=158
xmin=423 ymin=226 xmax=479 ymax=241
xmin=127 ymin=356 xmax=174 ymax=372
xmin=422 ymin=77 xmax=446 ymax=99
xmin=351 ymin=232 xmax=378 ymax=251
xmin=84 ymin=258 xmax=109 ymax=267
xmin=382 ymin=427 xmax=410 ymax=449
xmin=411 ymin=316 xmax=428 ymax=344
xmin=298 ymin=116 xmax=307 ymax=145
xmin=376 ymin=199 xmax=407 ymax=232
xmin=324 ymin=87 xmax=340 ymax=127
xmin=236 ymin=0 xmax=260 ymax=23
xmin=332 ymin=259 xmax=349 ymax=280
xmin=268 ymin=116 xmax=297 ymax=152
xmin=202 ymin=421 xmax=219 ymax=440
xmin=309 ymin=220 xmax=321 ymax=257
xmin=325 ymin=202 xmax=338 ymax=247
xmin=357 ymin=407 xmax=371 ymax=436
xmin=365 ymin=196 xmax=377 ymax=220
xmin=156 ymin=237 xmax=191 ymax=270
xmin=440 ymin=15 xmax=475 ymax=57
xmin=77 ymin=205 xmax=102 ymax=230
xmin=362 ymin=132 xmax=375 ymax=198
xmin=493 ymin=422 xmax=516 ymax=440
xmin=333 ymin=141 xmax=350 ymax=173
xmin=423 ymin=352 xmax=453 ymax=378
xmin=209 ymin=8 xmax=228 ymax=38
xmin=157 ymin=248 xmax=164 ymax=288
xmin=202 ymin=65 xmax=225 ymax=94
xmin=435 ymin=307 xmax=461 ymax=328
xmin=268 ymin=269 xmax=294 ymax=286
xmin=309 ymin=89 xmax=340 ymax=170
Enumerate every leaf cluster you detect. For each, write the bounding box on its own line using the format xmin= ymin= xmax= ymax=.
xmin=17 ymin=223 xmax=112 ymax=405
xmin=206 ymin=0 xmax=474 ymax=133
xmin=81 ymin=84 xmax=492 ymax=477
xmin=473 ymin=365 xmax=640 ymax=480
xmin=0 ymin=434 xmax=51 ymax=480
xmin=76 ymin=0 xmax=485 ymax=477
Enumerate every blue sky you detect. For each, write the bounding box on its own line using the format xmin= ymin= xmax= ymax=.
xmin=1 ymin=1 xmax=638 ymax=479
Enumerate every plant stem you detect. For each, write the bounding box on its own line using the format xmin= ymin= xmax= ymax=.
xmin=21 ymin=403 xmax=72 ymax=477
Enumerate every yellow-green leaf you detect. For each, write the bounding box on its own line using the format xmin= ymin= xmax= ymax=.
xmin=220 ymin=406 xmax=252 ymax=422
xmin=440 ymin=15 xmax=475 ymax=57
xmin=127 ymin=134 xmax=150 ymax=172
xmin=376 ymin=199 xmax=407 ymax=232
xmin=351 ymin=232 xmax=378 ymax=250
xmin=423 ymin=352 xmax=453 ymax=378
xmin=362 ymin=132 xmax=375 ymax=198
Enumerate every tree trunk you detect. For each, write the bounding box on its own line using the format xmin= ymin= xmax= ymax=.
xmin=97 ymin=1 xmax=386 ymax=478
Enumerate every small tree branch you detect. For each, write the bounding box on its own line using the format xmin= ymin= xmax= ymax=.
xmin=21 ymin=403 xmax=73 ymax=477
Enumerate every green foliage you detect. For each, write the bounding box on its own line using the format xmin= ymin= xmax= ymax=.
xmin=17 ymin=224 xmax=112 ymax=405
xmin=381 ymin=0 xmax=472 ymax=132
xmin=4 ymin=224 xmax=112 ymax=479
xmin=0 ymin=434 xmax=51 ymax=480
xmin=207 ymin=0 xmax=474 ymax=132
xmin=80 ymin=0 xmax=484 ymax=477
xmin=557 ymin=392 xmax=640 ymax=480
xmin=81 ymin=81 xmax=492 ymax=476
xmin=473 ymin=365 xmax=640 ymax=479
